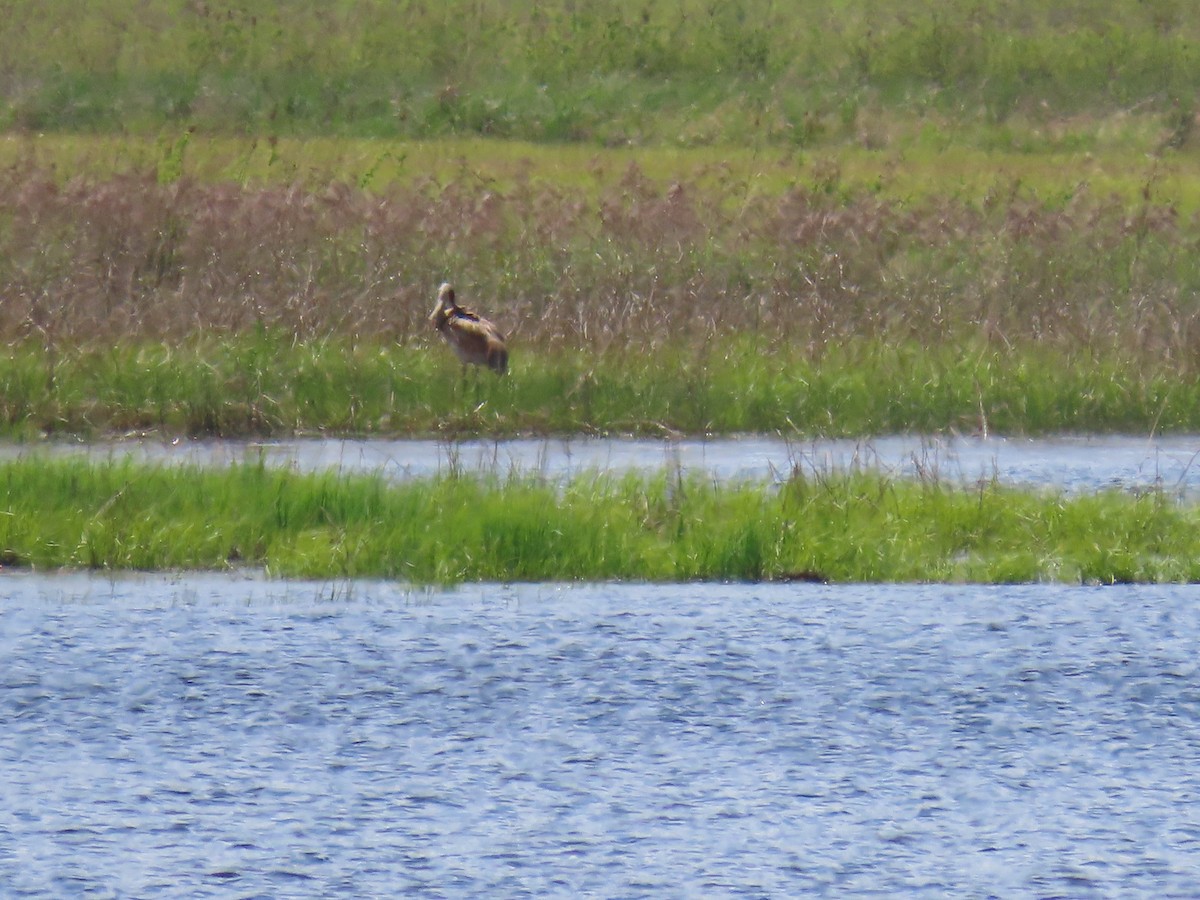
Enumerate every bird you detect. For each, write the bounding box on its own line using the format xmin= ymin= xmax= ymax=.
xmin=428 ymin=282 xmax=508 ymax=375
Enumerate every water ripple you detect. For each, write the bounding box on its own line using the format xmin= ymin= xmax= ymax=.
xmin=2 ymin=574 xmax=1200 ymax=895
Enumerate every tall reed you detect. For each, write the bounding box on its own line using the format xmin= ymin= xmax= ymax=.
xmin=1 ymin=151 xmax=1197 ymax=436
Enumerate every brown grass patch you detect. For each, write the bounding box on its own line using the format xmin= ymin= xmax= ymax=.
xmin=2 ymin=159 xmax=1198 ymax=370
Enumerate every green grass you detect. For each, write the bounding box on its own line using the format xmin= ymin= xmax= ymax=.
xmin=0 ymin=335 xmax=1194 ymax=439
xmin=1 ymin=455 xmax=1197 ymax=584
xmin=3 ymin=1 xmax=1200 ymax=153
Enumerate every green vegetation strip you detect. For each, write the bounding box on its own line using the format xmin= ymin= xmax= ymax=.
xmin=0 ymin=337 xmax=1194 ymax=439
xmin=3 ymin=1 xmax=1198 ymax=153
xmin=1 ymin=457 xmax=1195 ymax=584
xmin=11 ymin=134 xmax=1200 ymax=213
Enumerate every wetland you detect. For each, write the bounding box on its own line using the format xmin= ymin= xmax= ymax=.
xmin=7 ymin=6 xmax=1200 ymax=896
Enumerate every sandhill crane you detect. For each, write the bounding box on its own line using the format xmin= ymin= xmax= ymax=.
xmin=428 ymin=282 xmax=508 ymax=375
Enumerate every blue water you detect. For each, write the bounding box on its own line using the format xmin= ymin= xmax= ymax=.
xmin=2 ymin=574 xmax=1199 ymax=896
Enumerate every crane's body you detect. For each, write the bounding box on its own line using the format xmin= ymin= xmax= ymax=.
xmin=429 ymin=283 xmax=508 ymax=375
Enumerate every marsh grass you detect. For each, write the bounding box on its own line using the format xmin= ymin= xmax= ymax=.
xmin=2 ymin=456 xmax=1198 ymax=584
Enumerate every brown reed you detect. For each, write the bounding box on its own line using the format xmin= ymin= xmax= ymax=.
xmin=1 ymin=159 xmax=1197 ymax=372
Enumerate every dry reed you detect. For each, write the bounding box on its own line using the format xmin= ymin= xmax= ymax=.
xmin=2 ymin=160 xmax=1198 ymax=372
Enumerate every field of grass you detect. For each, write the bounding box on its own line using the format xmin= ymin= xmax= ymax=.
xmin=12 ymin=130 xmax=1200 ymax=212
xmin=3 ymin=1 xmax=1200 ymax=154
xmin=2 ymin=456 xmax=1197 ymax=584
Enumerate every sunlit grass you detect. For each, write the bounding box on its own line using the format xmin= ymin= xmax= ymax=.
xmin=2 ymin=456 xmax=1198 ymax=584
xmin=4 ymin=3 xmax=1198 ymax=584
xmin=7 ymin=133 xmax=1200 ymax=212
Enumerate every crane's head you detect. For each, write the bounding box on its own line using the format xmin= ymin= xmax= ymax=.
xmin=430 ymin=282 xmax=456 ymax=324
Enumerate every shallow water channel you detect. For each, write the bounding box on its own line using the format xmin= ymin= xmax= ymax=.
xmin=5 ymin=436 xmax=1200 ymax=895
xmin=8 ymin=432 xmax=1200 ymax=493
xmin=2 ymin=575 xmax=1199 ymax=896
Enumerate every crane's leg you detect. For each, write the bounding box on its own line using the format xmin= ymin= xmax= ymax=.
xmin=469 ymin=364 xmax=485 ymax=412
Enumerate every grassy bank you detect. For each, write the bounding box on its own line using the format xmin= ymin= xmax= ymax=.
xmin=0 ymin=456 xmax=1195 ymax=584
xmin=2 ymin=1 xmax=1199 ymax=153
xmin=0 ymin=336 xmax=1193 ymax=439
